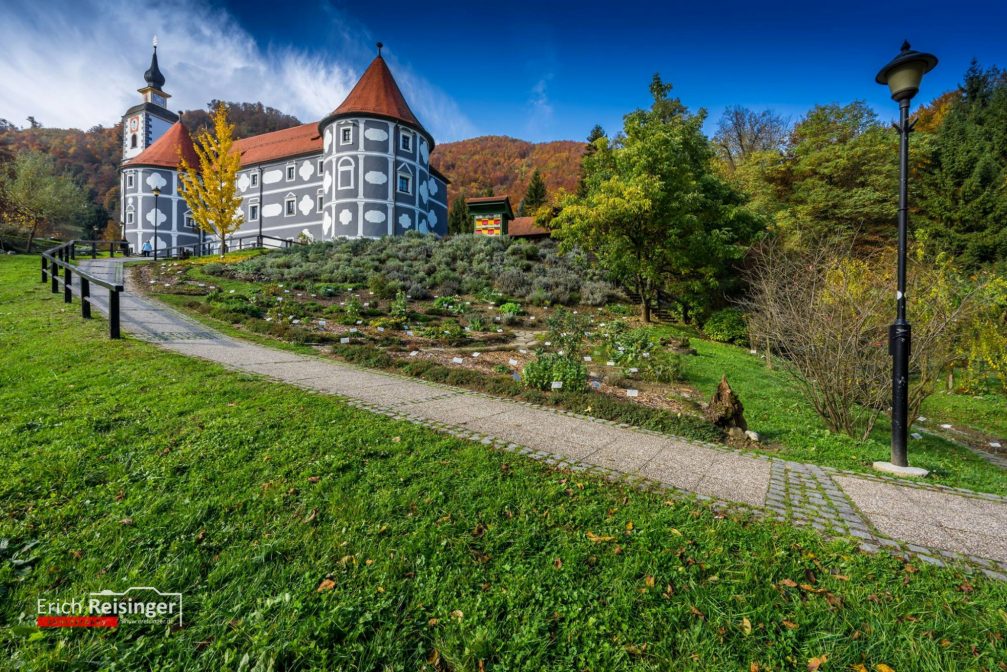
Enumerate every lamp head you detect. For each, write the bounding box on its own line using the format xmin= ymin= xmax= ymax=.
xmin=876 ymin=41 xmax=938 ymax=101
xmin=152 ymin=187 xmax=161 ymax=197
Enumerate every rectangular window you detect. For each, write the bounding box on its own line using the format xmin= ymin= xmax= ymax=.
xmin=249 ymin=203 xmax=259 ymax=221
xmin=317 ymin=159 xmax=324 ymax=175
xmin=126 ymin=173 xmax=134 ymax=188
xmin=397 ymin=173 xmax=412 ymax=194
xmin=316 ymin=190 xmax=323 ymax=213
xmin=184 ymin=215 xmax=195 ymax=230
xmin=285 ymin=197 xmax=296 ymax=216
xmin=341 ymin=126 xmax=352 ymax=144
xmin=126 ymin=211 xmax=134 ymax=225
xmin=399 ymin=131 xmax=413 ymax=152
xmin=286 ymin=164 xmax=295 ymax=181
xmin=250 ymin=171 xmax=258 ymax=188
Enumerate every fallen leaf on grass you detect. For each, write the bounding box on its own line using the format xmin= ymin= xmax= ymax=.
xmin=782 ymin=619 xmax=799 ymax=630
xmin=316 ymin=578 xmax=335 ymax=592
xmin=451 ymin=609 xmax=464 ymax=621
xmin=392 ymin=436 xmax=401 ymax=442
xmin=586 ymin=531 xmax=616 ymax=543
xmin=689 ymin=606 xmax=705 ymax=620
xmin=807 ymin=654 xmax=827 ymax=670
xmin=307 ymin=476 xmax=320 ymax=484
xmin=875 ymin=665 xmax=895 ymax=672
xmin=741 ymin=617 xmax=752 ymax=636
xmin=553 ymin=557 xmax=563 ymax=570
xmin=778 ymin=578 xmax=798 ymax=588
xmin=851 ymin=665 xmax=867 ymax=672
xmin=119 ymin=518 xmax=134 ymax=526
xmin=303 ymin=508 xmax=318 ymax=524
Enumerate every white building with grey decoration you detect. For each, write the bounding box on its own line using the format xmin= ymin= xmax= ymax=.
xmin=119 ymin=40 xmax=449 ymax=253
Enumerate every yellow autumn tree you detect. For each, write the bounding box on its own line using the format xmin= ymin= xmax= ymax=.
xmin=178 ymin=103 xmax=243 ymax=257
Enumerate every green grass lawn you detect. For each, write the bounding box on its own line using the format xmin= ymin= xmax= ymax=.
xmin=922 ymin=391 xmax=1007 ymax=438
xmin=5 ymin=254 xmax=1006 ymax=670
xmin=652 ymin=326 xmax=1007 ymax=496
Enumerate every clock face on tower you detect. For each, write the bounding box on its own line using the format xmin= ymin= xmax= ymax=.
xmin=129 ymin=116 xmax=139 ymax=132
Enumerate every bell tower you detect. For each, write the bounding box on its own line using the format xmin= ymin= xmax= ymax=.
xmin=122 ymin=36 xmax=179 ymax=160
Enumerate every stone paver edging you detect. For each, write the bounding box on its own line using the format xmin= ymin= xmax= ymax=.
xmin=64 ymin=258 xmax=1007 ymax=579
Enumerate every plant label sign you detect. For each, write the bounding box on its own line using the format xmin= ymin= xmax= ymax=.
xmin=626 ymin=389 xmax=639 ymax=397
xmin=340 ymin=337 xmax=350 ymax=344
xmin=583 ymin=356 xmax=592 ymax=362
xmin=409 ymin=351 xmax=419 ymax=357
xmin=509 ymin=359 xmax=518 ymax=366
xmin=551 ymin=381 xmax=563 ymax=390
xmin=606 ymin=361 xmax=615 ymax=367
xmin=452 ymin=357 xmax=464 ymax=364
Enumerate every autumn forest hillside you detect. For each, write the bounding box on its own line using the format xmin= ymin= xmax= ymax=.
xmin=430 ymin=136 xmax=584 ymax=204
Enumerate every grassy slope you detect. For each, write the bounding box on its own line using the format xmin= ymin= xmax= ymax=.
xmin=655 ymin=327 xmax=1007 ymax=496
xmin=3 ymin=255 xmax=1007 ymax=670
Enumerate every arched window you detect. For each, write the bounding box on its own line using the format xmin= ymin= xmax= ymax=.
xmin=130 ymin=134 xmax=138 ymax=148
xmin=337 ymin=157 xmax=354 ymax=190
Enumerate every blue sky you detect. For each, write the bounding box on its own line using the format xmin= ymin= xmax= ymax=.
xmin=2 ymin=0 xmax=1005 ymax=143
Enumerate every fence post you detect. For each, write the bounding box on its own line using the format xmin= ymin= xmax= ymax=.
xmin=91 ymin=242 xmax=97 ymax=259
xmin=51 ymin=258 xmax=58 ymax=293
xmin=80 ymin=277 xmax=91 ymax=318
xmin=70 ymin=244 xmax=76 ymax=261
xmin=109 ymin=289 xmax=120 ymax=339
xmin=41 ymin=256 xmax=47 ymax=283
xmin=64 ymin=265 xmax=72 ymax=303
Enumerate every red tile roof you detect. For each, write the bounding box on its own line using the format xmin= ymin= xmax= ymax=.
xmin=323 ymin=56 xmax=430 ymax=142
xmin=232 ymin=123 xmax=321 ymax=167
xmin=508 ymin=216 xmax=550 ymax=238
xmin=123 ymin=121 xmax=198 ymax=169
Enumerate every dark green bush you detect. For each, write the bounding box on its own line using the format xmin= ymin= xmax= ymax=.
xmin=522 ymin=354 xmax=587 ymax=391
xmin=703 ymin=308 xmax=749 ymax=345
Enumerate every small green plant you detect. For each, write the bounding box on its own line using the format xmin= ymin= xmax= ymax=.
xmin=476 ymin=287 xmax=506 ymax=305
xmin=498 ymin=302 xmax=522 ymax=316
xmin=522 ymin=354 xmax=587 ymax=391
xmin=492 ymin=364 xmax=510 ymax=375
xmin=420 ymin=319 xmax=468 ymax=346
xmin=546 ymin=307 xmax=593 ymax=355
xmin=703 ymin=308 xmax=749 ymax=345
xmin=391 ymin=290 xmax=409 ymax=320
xmin=370 ymin=316 xmax=405 ymax=330
xmin=432 ymin=295 xmax=465 ymax=314
xmin=341 ymin=296 xmax=363 ymax=325
xmin=466 ymin=314 xmax=489 ymax=332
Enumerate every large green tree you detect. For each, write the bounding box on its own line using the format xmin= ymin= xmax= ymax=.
xmin=518 ymin=169 xmax=547 ymax=216
xmin=447 ymin=195 xmax=471 ymax=235
xmin=0 ymin=151 xmax=89 ymax=252
xmin=732 ymin=102 xmax=897 ymax=249
xmin=552 ymin=75 xmax=759 ymax=322
xmin=917 ymin=62 xmax=1007 ymax=268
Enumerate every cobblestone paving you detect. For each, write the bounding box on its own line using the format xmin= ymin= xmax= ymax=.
xmin=64 ymin=258 xmax=1007 ymax=578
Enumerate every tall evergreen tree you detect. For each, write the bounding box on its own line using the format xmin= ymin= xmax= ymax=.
xmin=519 ymin=169 xmax=547 ymax=216
xmin=577 ymin=125 xmax=606 ymax=196
xmin=447 ymin=194 xmax=471 ymax=235
xmin=917 ymin=61 xmax=1007 ymax=268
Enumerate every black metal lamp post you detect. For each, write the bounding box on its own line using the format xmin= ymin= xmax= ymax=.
xmin=152 ymin=186 xmax=161 ymax=260
xmin=875 ymin=41 xmax=937 ymax=471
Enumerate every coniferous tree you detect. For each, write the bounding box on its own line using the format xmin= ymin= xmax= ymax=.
xmin=447 ymin=194 xmax=471 ymax=235
xmin=917 ymin=61 xmax=1007 ymax=267
xmin=519 ymin=169 xmax=547 ymax=216
xmin=577 ymin=125 xmax=606 ymax=196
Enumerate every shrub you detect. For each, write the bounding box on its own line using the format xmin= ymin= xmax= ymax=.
xmin=420 ymin=319 xmax=468 ymax=346
xmin=703 ymin=308 xmax=749 ymax=345
xmin=390 ymin=290 xmax=409 ymax=320
xmin=432 ymin=296 xmax=465 ymax=314
xmin=498 ymin=302 xmax=522 ymax=316
xmin=580 ymin=280 xmax=618 ymax=307
xmin=370 ymin=316 xmax=405 ymax=330
xmin=522 ymin=354 xmax=587 ymax=391
xmin=546 ymin=307 xmax=593 ymax=355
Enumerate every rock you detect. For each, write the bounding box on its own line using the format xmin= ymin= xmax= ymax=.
xmin=703 ymin=375 xmax=747 ymax=431
xmin=728 ymin=427 xmax=747 ymax=441
xmin=744 ymin=430 xmax=760 ymax=443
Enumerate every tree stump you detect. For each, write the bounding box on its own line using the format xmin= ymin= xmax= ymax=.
xmin=704 ymin=375 xmax=747 ymax=432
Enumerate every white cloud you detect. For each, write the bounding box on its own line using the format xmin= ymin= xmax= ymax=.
xmin=526 ymin=75 xmax=555 ymax=136
xmin=0 ymin=0 xmax=475 ymax=141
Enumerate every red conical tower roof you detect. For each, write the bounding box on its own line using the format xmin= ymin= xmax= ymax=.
xmin=321 ymin=50 xmax=431 ymax=144
xmin=123 ymin=121 xmax=199 ymax=169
